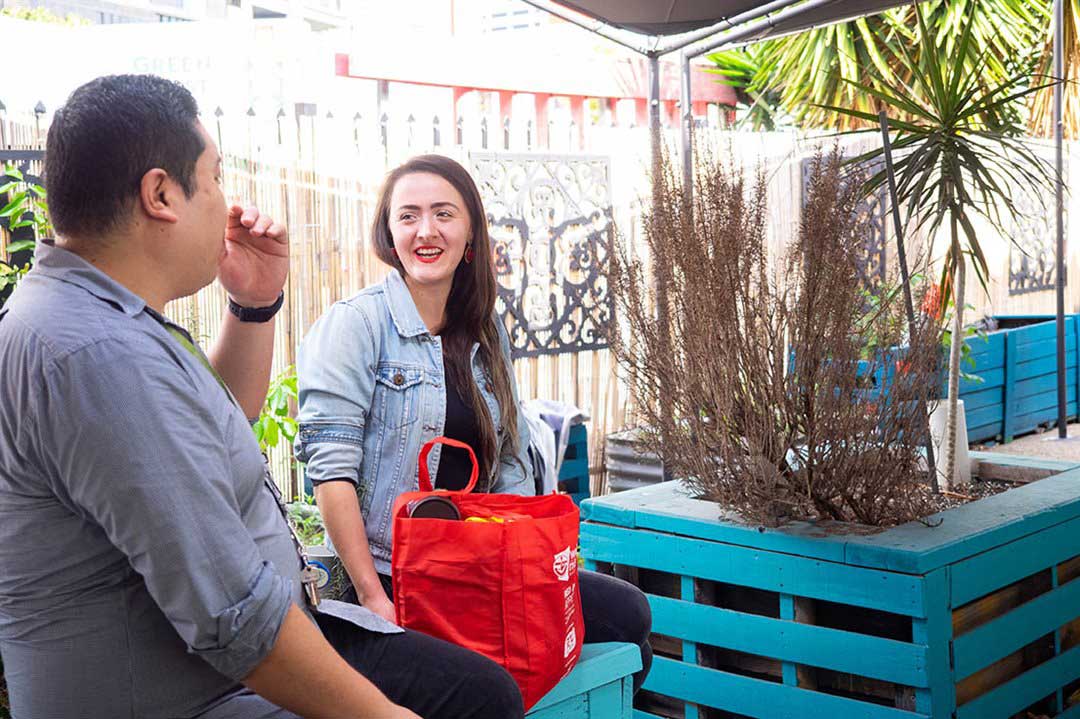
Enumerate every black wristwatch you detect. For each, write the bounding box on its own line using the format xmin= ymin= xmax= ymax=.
xmin=227 ymin=291 xmax=284 ymax=323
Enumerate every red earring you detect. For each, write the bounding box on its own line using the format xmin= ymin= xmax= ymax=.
xmin=465 ymin=245 xmax=474 ymax=264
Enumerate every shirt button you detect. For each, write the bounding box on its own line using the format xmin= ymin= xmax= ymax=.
xmin=393 ymin=373 xmax=405 ymax=386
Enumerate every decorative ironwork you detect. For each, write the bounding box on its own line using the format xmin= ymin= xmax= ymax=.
xmin=801 ymin=158 xmax=888 ymax=290
xmin=470 ymin=153 xmax=613 ymax=359
xmin=1009 ymin=187 xmax=1064 ymax=295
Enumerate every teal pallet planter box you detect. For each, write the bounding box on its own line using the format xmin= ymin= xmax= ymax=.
xmin=961 ymin=315 xmax=1080 ymax=443
xmin=582 ymin=459 xmax=1080 ymax=719
xmin=865 ymin=314 xmax=1080 ymax=445
xmin=527 ymin=642 xmax=641 ymax=719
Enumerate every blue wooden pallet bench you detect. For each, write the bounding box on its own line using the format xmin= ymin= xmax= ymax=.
xmin=527 ymin=642 xmax=641 ymax=719
xmin=558 ymin=424 xmax=590 ymax=507
xmin=582 ymin=456 xmax=1080 ymax=719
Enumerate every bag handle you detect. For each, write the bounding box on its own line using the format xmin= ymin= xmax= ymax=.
xmin=418 ymin=437 xmax=479 ymax=494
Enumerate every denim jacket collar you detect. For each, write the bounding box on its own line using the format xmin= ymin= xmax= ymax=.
xmin=33 ymin=241 xmax=147 ymax=318
xmin=384 ymin=269 xmax=486 ymax=362
xmin=384 ymin=269 xmax=432 ymax=339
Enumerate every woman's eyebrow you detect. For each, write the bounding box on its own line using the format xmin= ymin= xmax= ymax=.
xmin=395 ymin=202 xmax=461 ymax=211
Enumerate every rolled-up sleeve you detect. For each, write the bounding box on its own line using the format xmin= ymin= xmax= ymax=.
xmin=295 ymin=301 xmax=378 ymax=487
xmin=40 ymin=341 xmax=292 ymax=681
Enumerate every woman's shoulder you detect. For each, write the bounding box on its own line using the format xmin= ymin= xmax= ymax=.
xmin=307 ymin=280 xmax=394 ymax=343
xmin=334 ymin=280 xmax=394 ymax=321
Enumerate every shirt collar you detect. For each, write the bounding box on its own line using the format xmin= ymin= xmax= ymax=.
xmin=384 ymin=269 xmax=430 ymax=338
xmin=32 ymin=241 xmax=148 ymax=318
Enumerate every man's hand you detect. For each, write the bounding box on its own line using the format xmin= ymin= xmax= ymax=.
xmin=218 ymin=204 xmax=289 ymax=307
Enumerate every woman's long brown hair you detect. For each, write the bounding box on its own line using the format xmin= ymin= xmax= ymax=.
xmin=371 ymin=155 xmax=519 ymax=487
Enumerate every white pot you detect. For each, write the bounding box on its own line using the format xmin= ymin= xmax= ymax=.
xmin=928 ymin=399 xmax=971 ymax=490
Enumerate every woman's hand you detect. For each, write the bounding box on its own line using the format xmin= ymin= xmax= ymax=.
xmin=362 ymin=588 xmax=397 ymax=625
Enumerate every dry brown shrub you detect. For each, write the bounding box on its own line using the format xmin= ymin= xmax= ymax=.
xmin=609 ymin=148 xmax=942 ymax=527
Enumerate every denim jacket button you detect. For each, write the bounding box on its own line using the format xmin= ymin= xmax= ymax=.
xmin=484 ymin=382 xmax=494 ymax=393
xmin=393 ymin=372 xmax=405 ymax=386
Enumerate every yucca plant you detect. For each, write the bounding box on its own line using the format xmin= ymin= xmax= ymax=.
xmin=822 ymin=2 xmax=1058 ymax=488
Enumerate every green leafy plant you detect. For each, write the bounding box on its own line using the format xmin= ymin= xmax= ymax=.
xmin=286 ymin=494 xmax=325 ymax=547
xmin=0 ymin=163 xmax=50 ymax=296
xmin=826 ymin=3 xmax=1057 ymax=487
xmin=253 ymin=365 xmax=298 ymax=452
xmin=706 ymin=47 xmax=787 ymax=130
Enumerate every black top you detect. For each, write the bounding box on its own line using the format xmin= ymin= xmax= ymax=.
xmin=434 ymin=360 xmax=481 ymax=491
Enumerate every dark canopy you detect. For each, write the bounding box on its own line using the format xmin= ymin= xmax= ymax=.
xmin=552 ymin=0 xmax=918 ymax=44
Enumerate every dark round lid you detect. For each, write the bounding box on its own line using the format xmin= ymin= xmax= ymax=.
xmin=407 ymin=496 xmax=461 ymax=520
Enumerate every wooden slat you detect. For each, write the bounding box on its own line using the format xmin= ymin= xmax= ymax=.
xmin=527 ymin=642 xmax=640 ymax=713
xmin=648 ymin=594 xmax=929 ymax=686
xmin=965 ymin=331 xmax=1005 ymax=358
xmin=953 ymin=573 xmax=1080 ymax=679
xmin=1012 ymin=352 xmax=1078 ymax=382
xmin=582 ymin=523 xmax=926 ymax=616
xmin=959 ymin=367 xmax=1005 ymax=394
xmin=956 ymin=643 xmax=1080 ymax=719
xmin=950 ymin=513 xmax=1080 ymax=606
xmin=963 ymin=385 xmax=1008 ymax=412
xmin=645 ymin=657 xmax=928 ymax=719
xmin=582 ymin=483 xmax=851 ymax=564
xmin=914 ymin=569 xmax=954 ymax=718
xmin=583 ymin=464 xmax=1080 ymax=576
xmin=841 ymin=466 xmax=1080 ymax=574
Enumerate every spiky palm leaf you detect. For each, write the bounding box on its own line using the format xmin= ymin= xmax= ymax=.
xmin=1029 ymin=0 xmax=1080 ymax=138
xmin=711 ymin=0 xmax=1049 ymax=131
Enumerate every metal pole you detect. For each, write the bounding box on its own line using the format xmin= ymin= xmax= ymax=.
xmin=647 ymin=51 xmax=674 ymax=449
xmin=680 ymin=51 xmax=693 ymax=197
xmin=685 ymin=0 xmax=878 ymax=59
xmin=879 ymin=111 xmax=938 ymax=492
xmin=1055 ymin=0 xmax=1067 ymax=438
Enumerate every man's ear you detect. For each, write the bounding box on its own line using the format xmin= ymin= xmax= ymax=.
xmin=138 ymin=169 xmax=180 ymax=224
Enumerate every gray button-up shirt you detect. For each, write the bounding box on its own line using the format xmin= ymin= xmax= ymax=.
xmin=0 ymin=243 xmax=390 ymax=718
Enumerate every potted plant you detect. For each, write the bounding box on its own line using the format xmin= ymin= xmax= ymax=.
xmin=589 ymin=10 xmax=1080 ymax=718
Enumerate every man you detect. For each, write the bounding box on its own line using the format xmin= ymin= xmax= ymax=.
xmin=0 ymin=75 xmax=523 ymax=719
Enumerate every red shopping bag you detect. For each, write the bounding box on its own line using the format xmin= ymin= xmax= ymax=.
xmin=391 ymin=437 xmax=584 ymax=710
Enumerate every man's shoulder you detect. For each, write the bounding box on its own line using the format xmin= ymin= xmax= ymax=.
xmin=0 ymin=274 xmax=151 ymax=369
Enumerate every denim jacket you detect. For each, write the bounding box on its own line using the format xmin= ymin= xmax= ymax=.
xmin=295 ymin=269 xmax=533 ymax=574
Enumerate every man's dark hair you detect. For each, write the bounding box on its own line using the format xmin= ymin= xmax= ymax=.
xmin=45 ymin=74 xmax=205 ymax=239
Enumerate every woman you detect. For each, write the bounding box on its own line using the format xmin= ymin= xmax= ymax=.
xmin=296 ymin=154 xmax=651 ymax=694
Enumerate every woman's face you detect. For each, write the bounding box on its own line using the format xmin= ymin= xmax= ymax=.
xmin=388 ymin=171 xmax=472 ymax=292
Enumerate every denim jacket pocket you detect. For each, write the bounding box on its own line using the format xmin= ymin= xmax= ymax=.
xmin=372 ymin=363 xmax=424 ymax=430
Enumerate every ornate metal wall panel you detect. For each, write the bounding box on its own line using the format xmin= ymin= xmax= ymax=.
xmin=1009 ymin=186 xmax=1064 ymax=295
xmin=801 ymin=158 xmax=888 ymax=290
xmin=470 ymin=153 xmax=613 ymax=359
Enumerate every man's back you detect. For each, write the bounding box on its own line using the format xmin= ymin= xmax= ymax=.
xmin=0 ymin=244 xmax=302 ymax=718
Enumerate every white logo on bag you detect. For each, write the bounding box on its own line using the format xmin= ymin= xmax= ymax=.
xmin=563 ymin=626 xmax=577 ymax=658
xmin=552 ymin=547 xmax=574 ymax=581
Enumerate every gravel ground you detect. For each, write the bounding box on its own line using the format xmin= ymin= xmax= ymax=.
xmin=975 ymin=421 xmax=1080 ymax=463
